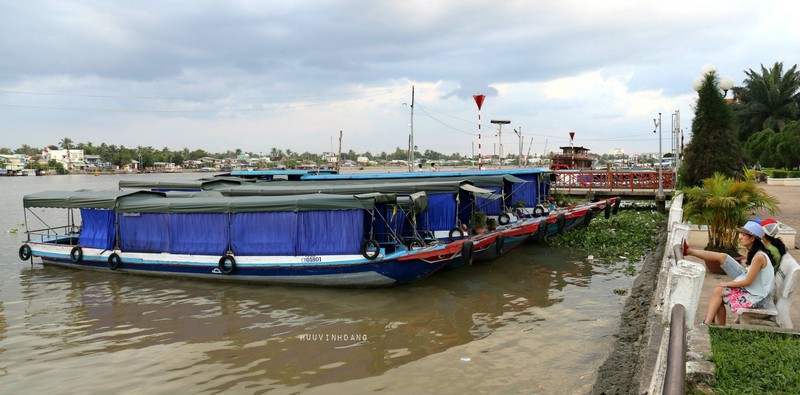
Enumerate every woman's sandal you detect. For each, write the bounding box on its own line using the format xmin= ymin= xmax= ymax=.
xmin=698 ymin=321 xmax=718 ymax=329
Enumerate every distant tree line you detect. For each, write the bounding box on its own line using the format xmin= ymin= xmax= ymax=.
xmin=0 ymin=139 xmax=469 ymax=169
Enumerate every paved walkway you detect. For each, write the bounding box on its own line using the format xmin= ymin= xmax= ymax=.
xmin=687 ymin=183 xmax=800 ymax=328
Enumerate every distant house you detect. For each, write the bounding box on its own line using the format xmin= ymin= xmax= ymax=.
xmin=0 ymin=154 xmax=27 ymax=171
xmin=183 ymin=159 xmax=204 ymax=169
xmin=322 ymin=152 xmax=338 ymax=164
xmin=153 ymin=161 xmax=180 ymax=173
xmin=42 ymin=148 xmax=85 ymax=171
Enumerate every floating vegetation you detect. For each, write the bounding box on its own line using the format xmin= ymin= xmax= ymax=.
xmin=547 ymin=208 xmax=666 ymax=266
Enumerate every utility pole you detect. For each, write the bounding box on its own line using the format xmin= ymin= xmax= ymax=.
xmin=514 ymin=127 xmax=523 ymax=168
xmin=407 ymin=85 xmax=415 ymax=172
xmin=491 ymin=120 xmax=510 ymax=169
xmin=525 ymin=137 xmax=534 ymax=166
xmin=654 ymin=113 xmax=665 ymax=212
xmin=337 ymin=130 xmax=343 ymax=173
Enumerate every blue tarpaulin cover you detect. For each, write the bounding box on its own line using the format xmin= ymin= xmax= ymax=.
xmin=512 ymin=173 xmax=540 ymax=206
xmin=297 ymin=210 xmax=363 ymax=255
xmin=117 ymin=210 xmax=364 ymax=256
xmin=168 ymin=213 xmax=229 ymax=255
xmin=78 ymin=208 xmax=116 ymax=249
xmin=420 ymin=193 xmax=456 ymax=231
xmin=476 ymin=186 xmax=502 ymax=215
xmin=119 ymin=213 xmax=170 ymax=253
xmin=230 ymin=212 xmax=297 ymax=256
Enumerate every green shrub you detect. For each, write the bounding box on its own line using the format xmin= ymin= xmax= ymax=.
xmin=771 ymin=169 xmax=789 ymax=178
xmin=788 ymin=170 xmax=800 ymax=178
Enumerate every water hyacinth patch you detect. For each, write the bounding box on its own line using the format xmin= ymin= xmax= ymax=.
xmin=547 ymin=207 xmax=666 ymax=265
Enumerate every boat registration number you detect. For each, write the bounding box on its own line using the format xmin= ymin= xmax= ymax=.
xmin=301 ymin=256 xmax=322 ymax=263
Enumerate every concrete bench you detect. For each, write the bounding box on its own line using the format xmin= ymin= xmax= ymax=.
xmin=735 ymin=253 xmax=800 ymax=329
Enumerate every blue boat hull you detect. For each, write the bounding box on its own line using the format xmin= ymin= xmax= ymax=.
xmin=26 ymin=241 xmax=464 ymax=287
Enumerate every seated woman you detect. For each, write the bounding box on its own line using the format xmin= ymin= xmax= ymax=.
xmin=760 ymin=218 xmax=787 ymax=271
xmin=684 ymin=221 xmax=775 ymax=327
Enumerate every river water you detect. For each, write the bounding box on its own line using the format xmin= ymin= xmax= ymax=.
xmin=0 ymin=173 xmax=639 ymax=394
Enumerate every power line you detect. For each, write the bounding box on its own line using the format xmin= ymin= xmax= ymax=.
xmin=413 ymin=103 xmax=476 ymax=136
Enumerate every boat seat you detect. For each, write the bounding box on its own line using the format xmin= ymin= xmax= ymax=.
xmin=735 ymin=253 xmax=800 ymax=329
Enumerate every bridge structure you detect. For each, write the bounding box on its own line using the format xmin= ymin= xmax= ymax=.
xmin=551 ymin=169 xmax=676 ymax=199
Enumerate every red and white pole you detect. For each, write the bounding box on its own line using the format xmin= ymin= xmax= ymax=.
xmin=473 ymin=94 xmax=485 ymax=170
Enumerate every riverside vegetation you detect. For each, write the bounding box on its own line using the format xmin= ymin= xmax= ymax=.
xmin=548 ymin=207 xmax=666 ymax=279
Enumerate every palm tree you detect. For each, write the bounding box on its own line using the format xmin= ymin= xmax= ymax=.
xmin=682 ymin=170 xmax=779 ymax=255
xmin=733 ymin=62 xmax=800 ymax=142
xmin=59 ymin=137 xmax=73 ymax=171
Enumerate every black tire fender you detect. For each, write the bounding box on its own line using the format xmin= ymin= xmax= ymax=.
xmin=448 ymin=227 xmax=465 ymax=242
xmin=19 ymin=244 xmax=32 ymax=261
xmin=537 ymin=218 xmax=548 ymax=242
xmin=613 ymin=196 xmax=622 ymax=215
xmin=461 ymin=240 xmax=474 ymax=267
xmin=498 ymin=213 xmax=511 ymax=225
xmin=361 ymin=239 xmax=380 ymax=260
xmin=407 ymin=239 xmax=424 ymax=251
xmin=495 ymin=234 xmax=505 ymax=255
xmin=533 ymin=205 xmax=545 ymax=217
xmin=70 ymin=246 xmax=83 ymax=263
xmin=583 ymin=210 xmax=592 ymax=228
xmin=557 ymin=213 xmax=566 ymax=235
xmin=604 ymin=202 xmax=612 ymax=219
xmin=218 ymin=255 xmax=236 ymax=274
xmin=108 ymin=253 xmax=122 ymax=270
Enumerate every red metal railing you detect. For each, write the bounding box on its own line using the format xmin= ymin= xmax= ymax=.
xmin=553 ymin=169 xmax=675 ymax=192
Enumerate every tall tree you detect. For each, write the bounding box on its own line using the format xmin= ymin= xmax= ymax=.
xmin=773 ymin=120 xmax=800 ymax=169
xmin=733 ymin=62 xmax=800 ymax=142
xmin=680 ymin=72 xmax=745 ymax=187
xmin=59 ymin=137 xmax=73 ymax=171
xmin=744 ymin=128 xmax=778 ymax=167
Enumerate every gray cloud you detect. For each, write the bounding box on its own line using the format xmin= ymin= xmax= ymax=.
xmin=1 ymin=1 xmax=798 ymax=155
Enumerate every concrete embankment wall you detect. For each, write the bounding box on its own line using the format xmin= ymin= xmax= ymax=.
xmin=641 ymin=193 xmax=712 ymax=393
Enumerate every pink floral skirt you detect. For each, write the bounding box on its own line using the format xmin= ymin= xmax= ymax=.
xmin=723 ymin=287 xmax=765 ymax=311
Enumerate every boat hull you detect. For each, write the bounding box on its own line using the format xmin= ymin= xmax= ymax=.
xmin=26 ymin=241 xmax=463 ymax=288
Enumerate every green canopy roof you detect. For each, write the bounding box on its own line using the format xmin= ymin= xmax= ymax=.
xmin=118 ymin=178 xmax=251 ymax=190
xmin=24 ymin=190 xmax=395 ymax=213
xmin=116 ymin=192 xmax=393 ymax=213
xmin=211 ymin=179 xmax=495 ymax=198
xmin=23 ymin=190 xmax=163 ymax=209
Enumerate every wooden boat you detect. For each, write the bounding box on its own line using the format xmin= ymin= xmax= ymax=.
xmin=120 ymin=170 xmax=621 ymax=268
xmin=231 ymin=168 xmax=554 ymax=222
xmin=120 ymin=177 xmax=545 ymax=268
xmin=17 ymin=190 xmax=466 ymax=287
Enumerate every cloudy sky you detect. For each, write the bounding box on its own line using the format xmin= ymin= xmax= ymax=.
xmin=2 ymin=1 xmax=798 ymax=159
